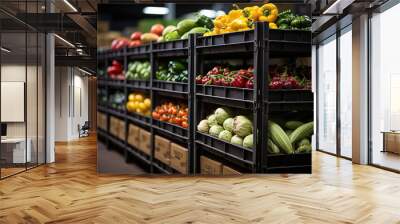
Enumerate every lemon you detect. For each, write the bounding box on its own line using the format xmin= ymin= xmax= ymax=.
xmin=132 ymin=101 xmax=139 ymax=110
xmin=135 ymin=94 xmax=144 ymax=102
xmin=144 ymin=98 xmax=151 ymax=108
xmin=136 ymin=108 xmax=143 ymax=114
xmin=128 ymin=93 xmax=135 ymax=102
xmin=139 ymin=102 xmax=147 ymax=111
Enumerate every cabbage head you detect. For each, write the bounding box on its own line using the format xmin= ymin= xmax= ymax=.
xmin=233 ymin=115 xmax=253 ymax=137
xmin=209 ymin=125 xmax=224 ymax=137
xmin=230 ymin=135 xmax=243 ymax=146
xmin=197 ymin=119 xmax=209 ymax=133
xmin=243 ymin=134 xmax=253 ymax=148
xmin=223 ymin=118 xmax=234 ymax=132
xmin=214 ymin=107 xmax=232 ymax=125
xmin=218 ymin=130 xmax=232 ymax=142
xmin=207 ymin=114 xmax=218 ymax=126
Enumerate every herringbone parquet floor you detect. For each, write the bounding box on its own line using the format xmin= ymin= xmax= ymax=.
xmin=1 ymin=135 xmax=400 ymax=224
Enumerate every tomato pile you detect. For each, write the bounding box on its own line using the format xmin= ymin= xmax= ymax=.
xmin=196 ymin=66 xmax=254 ymax=89
xmin=107 ymin=60 xmax=124 ymax=80
xmin=152 ymin=102 xmax=189 ymax=128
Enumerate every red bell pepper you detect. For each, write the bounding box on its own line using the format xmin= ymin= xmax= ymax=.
xmin=245 ymin=78 xmax=254 ymax=89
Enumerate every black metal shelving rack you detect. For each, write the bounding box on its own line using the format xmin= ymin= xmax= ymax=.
xmin=97 ymin=16 xmax=312 ymax=174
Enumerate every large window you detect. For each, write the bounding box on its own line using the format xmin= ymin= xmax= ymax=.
xmin=317 ymin=35 xmax=337 ymax=154
xmin=339 ymin=26 xmax=352 ymax=158
xmin=370 ymin=3 xmax=400 ymax=171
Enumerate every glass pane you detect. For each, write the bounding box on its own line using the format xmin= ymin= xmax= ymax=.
xmin=371 ymin=4 xmax=400 ymax=171
xmin=38 ymin=33 xmax=45 ymax=165
xmin=1 ymin=30 xmax=27 ymax=177
xmin=339 ymin=28 xmax=352 ymax=158
xmin=27 ymin=31 xmax=38 ymax=169
xmin=317 ymin=35 xmax=337 ymax=154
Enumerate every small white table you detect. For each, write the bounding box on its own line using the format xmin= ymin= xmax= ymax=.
xmin=1 ymin=138 xmax=32 ymax=163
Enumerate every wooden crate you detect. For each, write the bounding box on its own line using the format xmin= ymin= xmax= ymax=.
xmin=170 ymin=143 xmax=188 ymax=174
xmin=200 ymin=156 xmax=222 ymax=175
xmin=155 ymin=135 xmax=171 ymax=166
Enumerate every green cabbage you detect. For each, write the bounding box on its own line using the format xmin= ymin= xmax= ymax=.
xmin=197 ymin=119 xmax=209 ymax=133
xmin=243 ymin=134 xmax=253 ymax=148
xmin=218 ymin=130 xmax=232 ymax=142
xmin=214 ymin=107 xmax=232 ymax=125
xmin=230 ymin=135 xmax=243 ymax=146
xmin=209 ymin=125 xmax=224 ymax=137
xmin=223 ymin=118 xmax=234 ymax=132
xmin=207 ymin=114 xmax=218 ymax=126
xmin=233 ymin=115 xmax=253 ymax=137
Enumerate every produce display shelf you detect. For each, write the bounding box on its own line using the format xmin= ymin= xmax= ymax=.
xmin=267 ymin=89 xmax=313 ymax=102
xmin=266 ymin=101 xmax=313 ymax=112
xmin=196 ymin=85 xmax=254 ymax=102
xmin=107 ymin=132 xmax=126 ymax=149
xmin=126 ymin=80 xmax=151 ymax=90
xmin=101 ymin=79 xmax=125 ymax=88
xmin=126 ymin=112 xmax=151 ymax=127
xmin=152 ymin=119 xmax=189 ymax=139
xmin=97 ymin=105 xmax=108 ymax=113
xmin=106 ymin=107 xmax=125 ymax=119
xmin=265 ymin=153 xmax=311 ymax=168
xmin=153 ymin=162 xmax=172 ymax=174
xmin=105 ymin=49 xmax=124 ymax=59
xmin=153 ymin=39 xmax=188 ymax=52
xmin=126 ymin=44 xmax=151 ymax=56
xmin=152 ymin=80 xmax=188 ymax=94
xmin=126 ymin=145 xmax=151 ymax=165
xmin=196 ymin=132 xmax=254 ymax=165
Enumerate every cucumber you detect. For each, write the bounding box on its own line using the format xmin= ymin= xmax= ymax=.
xmin=289 ymin=122 xmax=314 ymax=144
xmin=177 ymin=19 xmax=197 ymax=35
xmin=284 ymin=121 xmax=304 ymax=130
xmin=297 ymin=138 xmax=311 ymax=148
xmin=267 ymin=138 xmax=280 ymax=154
xmin=296 ymin=144 xmax=312 ymax=153
xmin=268 ymin=121 xmax=293 ymax=154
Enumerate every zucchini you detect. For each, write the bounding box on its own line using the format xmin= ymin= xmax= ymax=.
xmin=284 ymin=121 xmax=304 ymax=130
xmin=289 ymin=122 xmax=314 ymax=144
xmin=285 ymin=129 xmax=293 ymax=136
xmin=296 ymin=144 xmax=312 ymax=153
xmin=268 ymin=121 xmax=293 ymax=154
xmin=267 ymin=138 xmax=280 ymax=154
xmin=297 ymin=138 xmax=311 ymax=148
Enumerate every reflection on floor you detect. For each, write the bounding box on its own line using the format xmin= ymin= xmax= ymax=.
xmin=373 ymin=150 xmax=400 ymax=171
xmin=0 ymin=167 xmax=25 ymax=178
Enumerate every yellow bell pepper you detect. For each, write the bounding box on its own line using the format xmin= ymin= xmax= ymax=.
xmin=228 ymin=9 xmax=243 ymax=21
xmin=229 ymin=16 xmax=249 ymax=31
xmin=269 ymin=22 xmax=278 ymax=29
xmin=258 ymin=3 xmax=279 ymax=23
xmin=243 ymin=6 xmax=261 ymax=21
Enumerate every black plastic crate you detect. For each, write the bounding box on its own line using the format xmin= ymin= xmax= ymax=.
xmin=153 ymin=80 xmax=188 ymax=93
xmin=126 ymin=80 xmax=150 ymax=89
xmin=196 ymin=84 xmax=254 ymax=102
xmin=196 ymin=132 xmax=254 ymax=164
xmin=153 ymin=119 xmax=188 ymax=138
xmin=269 ymin=41 xmax=311 ymax=57
xmin=268 ymin=29 xmax=311 ymax=43
xmin=126 ymin=44 xmax=151 ymax=55
xmin=266 ymin=153 xmax=311 ymax=168
xmin=107 ymin=79 xmax=125 ymax=87
xmin=127 ymin=112 xmax=151 ymax=125
xmin=153 ymin=39 xmax=188 ymax=51
xmin=266 ymin=165 xmax=311 ymax=174
xmin=196 ymin=30 xmax=254 ymax=47
xmin=268 ymin=90 xmax=313 ymax=102
xmin=267 ymin=102 xmax=313 ymax=112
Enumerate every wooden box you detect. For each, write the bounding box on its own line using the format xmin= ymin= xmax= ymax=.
xmin=222 ymin=165 xmax=241 ymax=175
xmin=200 ymin=156 xmax=222 ymax=175
xmin=155 ymin=135 xmax=171 ymax=165
xmin=109 ymin=116 xmax=120 ymax=137
xmin=97 ymin=112 xmax=107 ymax=130
xmin=384 ymin=132 xmax=400 ymax=154
xmin=138 ymin=129 xmax=151 ymax=155
xmin=117 ymin=120 xmax=126 ymax=140
xmin=170 ymin=143 xmax=188 ymax=174
xmin=127 ymin=124 xmax=140 ymax=149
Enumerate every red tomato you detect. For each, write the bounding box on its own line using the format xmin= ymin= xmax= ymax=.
xmin=160 ymin=114 xmax=169 ymax=121
xmin=150 ymin=24 xmax=164 ymax=36
xmin=181 ymin=115 xmax=188 ymax=123
xmin=158 ymin=108 xmax=166 ymax=115
xmin=130 ymin=31 xmax=142 ymax=41
xmin=181 ymin=121 xmax=189 ymax=128
xmin=129 ymin=40 xmax=142 ymax=47
xmin=177 ymin=110 xmax=185 ymax=117
xmin=152 ymin=111 xmax=160 ymax=120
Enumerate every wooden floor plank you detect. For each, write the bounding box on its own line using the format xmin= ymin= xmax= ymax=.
xmin=0 ymin=135 xmax=399 ymax=223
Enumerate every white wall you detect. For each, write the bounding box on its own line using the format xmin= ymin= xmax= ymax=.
xmin=54 ymin=67 xmax=89 ymax=141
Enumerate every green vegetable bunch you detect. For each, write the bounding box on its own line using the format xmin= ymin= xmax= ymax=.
xmin=155 ymin=60 xmax=188 ymax=82
xmin=126 ymin=61 xmax=151 ymax=80
xmin=276 ymin=9 xmax=311 ymax=30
